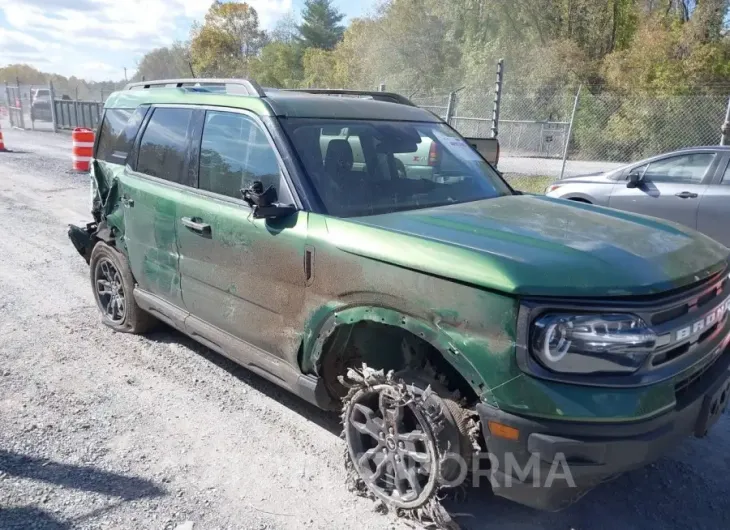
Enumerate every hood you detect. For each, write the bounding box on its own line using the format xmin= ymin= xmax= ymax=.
xmin=324 ymin=195 xmax=728 ymax=298
xmin=556 ymin=172 xmax=615 ymax=184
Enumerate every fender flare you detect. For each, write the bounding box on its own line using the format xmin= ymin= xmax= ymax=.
xmin=303 ymin=304 xmax=490 ymax=401
xmin=562 ymin=194 xmax=593 ymax=203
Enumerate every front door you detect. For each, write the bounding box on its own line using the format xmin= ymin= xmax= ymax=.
xmin=175 ymin=109 xmax=307 ymax=361
xmin=609 ymin=152 xmax=716 ymax=229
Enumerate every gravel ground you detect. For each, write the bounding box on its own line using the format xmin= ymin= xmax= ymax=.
xmin=1 ymin=123 xmax=729 ymax=530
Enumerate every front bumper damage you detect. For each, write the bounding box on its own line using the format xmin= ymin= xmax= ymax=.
xmin=68 ymin=222 xmax=97 ymax=264
xmin=476 ymin=343 xmax=730 ymax=511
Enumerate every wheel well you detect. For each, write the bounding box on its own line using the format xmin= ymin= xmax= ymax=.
xmin=568 ymin=197 xmax=591 ymax=204
xmin=318 ymin=321 xmax=478 ymax=405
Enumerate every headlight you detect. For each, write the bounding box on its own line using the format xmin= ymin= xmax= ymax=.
xmin=545 ymin=184 xmax=562 ymax=194
xmin=531 ymin=313 xmax=656 ymax=374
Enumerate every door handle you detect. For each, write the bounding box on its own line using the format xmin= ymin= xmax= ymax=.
xmin=675 ymin=191 xmax=698 ymax=199
xmin=181 ymin=217 xmax=211 ymax=234
xmin=121 ymin=195 xmax=134 ymax=208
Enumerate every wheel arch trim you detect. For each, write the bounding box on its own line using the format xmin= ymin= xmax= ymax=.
xmin=302 ymin=304 xmax=490 ymax=400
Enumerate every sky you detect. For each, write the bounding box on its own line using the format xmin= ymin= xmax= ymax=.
xmin=0 ymin=0 xmax=377 ymax=81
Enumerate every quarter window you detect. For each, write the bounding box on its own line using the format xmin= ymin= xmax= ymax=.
xmin=96 ymin=108 xmax=133 ymax=163
xmin=198 ymin=111 xmax=283 ymax=200
xmin=642 ymin=153 xmax=715 ymax=184
xmin=136 ymin=108 xmax=194 ymax=185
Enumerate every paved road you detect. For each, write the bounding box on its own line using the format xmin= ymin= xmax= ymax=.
xmin=500 ymin=155 xmax=625 ymax=178
xmin=0 ymin=125 xmax=728 ymax=530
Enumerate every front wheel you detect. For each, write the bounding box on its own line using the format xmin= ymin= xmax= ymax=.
xmin=342 ymin=368 xmax=476 ymax=525
xmin=89 ymin=242 xmax=156 ymax=333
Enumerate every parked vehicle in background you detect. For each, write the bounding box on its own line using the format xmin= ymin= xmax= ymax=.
xmin=30 ymin=88 xmax=53 ymax=122
xmin=67 ymin=79 xmax=730 ymax=522
xmin=546 ymin=147 xmax=730 ymax=247
xmin=320 ymin=127 xmax=500 ymax=181
xmin=288 ymin=88 xmax=499 ymax=180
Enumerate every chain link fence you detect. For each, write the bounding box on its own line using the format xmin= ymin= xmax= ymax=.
xmin=409 ymin=93 xmax=451 ymax=120
xmin=3 ymin=66 xmax=728 ymax=188
xmin=2 ymin=79 xmax=106 ymax=132
xmin=565 ymin=91 xmax=730 ymax=175
xmin=491 ymin=85 xmax=730 ymax=180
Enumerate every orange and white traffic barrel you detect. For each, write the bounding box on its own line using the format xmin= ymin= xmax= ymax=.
xmin=0 ymin=123 xmax=7 ymax=152
xmin=72 ymin=127 xmax=94 ymax=171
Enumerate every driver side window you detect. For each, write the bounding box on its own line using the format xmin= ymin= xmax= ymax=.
xmin=198 ymin=110 xmax=289 ymax=201
xmin=641 ymin=153 xmax=714 ymax=184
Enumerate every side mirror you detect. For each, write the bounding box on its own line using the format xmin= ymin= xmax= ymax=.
xmin=253 ymin=203 xmax=297 ymax=219
xmin=241 ymin=181 xmax=297 ymax=220
xmin=626 ymin=171 xmax=643 ymax=188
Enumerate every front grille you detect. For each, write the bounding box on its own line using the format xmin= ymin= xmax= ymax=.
xmin=652 ymin=304 xmax=688 ymax=326
xmin=646 ymin=271 xmax=730 ymax=369
xmin=674 ymin=348 xmax=727 ymax=399
xmin=651 ymin=276 xmax=726 ymax=326
xmin=653 ymin=343 xmax=690 ymax=366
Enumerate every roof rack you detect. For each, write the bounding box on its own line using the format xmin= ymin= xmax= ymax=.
xmin=278 ymin=89 xmax=416 ymax=107
xmin=123 ymin=78 xmax=266 ymax=97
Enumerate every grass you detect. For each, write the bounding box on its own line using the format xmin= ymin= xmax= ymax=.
xmin=502 ymin=174 xmax=554 ymax=195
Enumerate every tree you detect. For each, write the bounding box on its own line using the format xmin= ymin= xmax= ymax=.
xmin=297 ymin=0 xmax=345 ymax=50
xmin=250 ymin=42 xmax=304 ymax=87
xmin=272 ymin=11 xmax=299 ymax=43
xmin=133 ymin=43 xmax=192 ymax=81
xmin=190 ymin=1 xmax=267 ymax=76
xmin=302 ymin=48 xmax=340 ymax=87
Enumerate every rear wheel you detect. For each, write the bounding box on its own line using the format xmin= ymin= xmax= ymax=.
xmin=89 ymin=242 xmax=156 ymax=333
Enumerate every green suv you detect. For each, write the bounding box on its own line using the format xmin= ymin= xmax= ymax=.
xmin=69 ymin=79 xmax=730 ymax=519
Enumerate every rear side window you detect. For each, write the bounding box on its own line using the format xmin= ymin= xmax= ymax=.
xmin=96 ymin=109 xmax=133 ymax=163
xmin=136 ymin=108 xmax=194 ymax=185
xmin=198 ymin=110 xmax=282 ymax=199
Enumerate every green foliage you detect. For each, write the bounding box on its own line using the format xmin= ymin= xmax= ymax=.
xmin=250 ymin=42 xmax=303 ymax=88
xmin=7 ymin=0 xmax=730 ymax=164
xmin=190 ymin=1 xmax=267 ymax=77
xmin=301 ymin=48 xmax=340 ymax=88
xmin=133 ymin=43 xmax=192 ymax=82
xmin=297 ymin=0 xmax=345 ymax=50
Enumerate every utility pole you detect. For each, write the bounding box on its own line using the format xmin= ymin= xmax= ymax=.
xmin=560 ymin=84 xmax=583 ymax=180
xmin=491 ymin=58 xmax=504 ymax=138
xmin=123 ymin=67 xmax=127 ymax=82
xmin=721 ymin=96 xmax=730 ymax=146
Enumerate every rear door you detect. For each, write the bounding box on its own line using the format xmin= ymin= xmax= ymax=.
xmin=608 ymin=152 xmax=717 ymax=229
xmin=697 ymin=155 xmax=730 ymax=247
xmin=175 ymin=108 xmax=307 ymax=360
xmin=119 ymin=106 xmax=199 ymax=309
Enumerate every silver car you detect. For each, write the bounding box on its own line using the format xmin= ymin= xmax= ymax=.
xmin=546 ymin=146 xmax=730 ymax=247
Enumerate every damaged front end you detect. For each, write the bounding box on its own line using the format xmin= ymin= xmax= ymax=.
xmin=68 ymin=222 xmax=99 ymax=264
xmin=67 ymin=160 xmax=118 ymax=264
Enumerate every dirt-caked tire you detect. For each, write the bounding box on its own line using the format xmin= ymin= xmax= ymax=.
xmin=89 ymin=242 xmax=157 ymax=334
xmin=342 ymin=367 xmax=476 ymax=527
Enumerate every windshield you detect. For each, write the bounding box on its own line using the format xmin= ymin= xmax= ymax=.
xmin=281 ymin=118 xmax=511 ymax=217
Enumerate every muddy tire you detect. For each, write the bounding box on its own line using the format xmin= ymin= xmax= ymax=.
xmin=89 ymin=242 xmax=156 ymax=334
xmin=342 ymin=368 xmax=475 ymax=527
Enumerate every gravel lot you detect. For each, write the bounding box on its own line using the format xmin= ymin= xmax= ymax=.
xmin=1 ymin=123 xmax=729 ymax=530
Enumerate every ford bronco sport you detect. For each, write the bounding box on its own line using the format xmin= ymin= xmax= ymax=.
xmin=68 ymin=78 xmax=730 ymax=522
